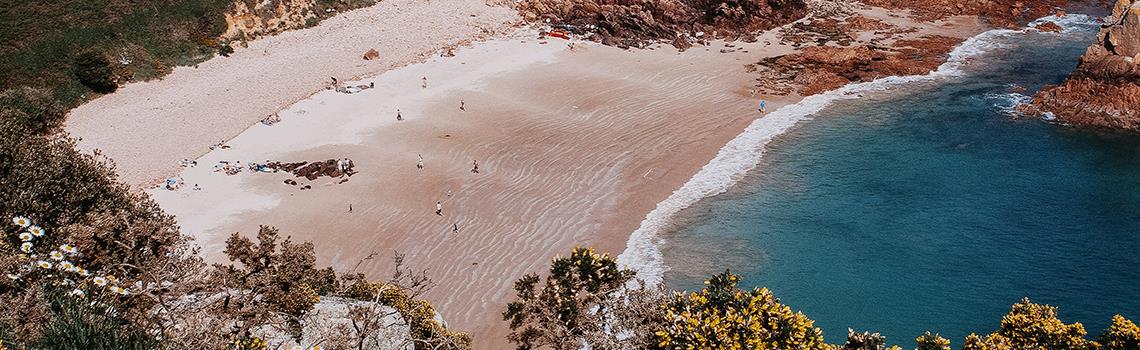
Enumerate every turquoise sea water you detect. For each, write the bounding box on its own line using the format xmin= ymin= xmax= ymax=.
xmin=660 ymin=18 xmax=1140 ymax=345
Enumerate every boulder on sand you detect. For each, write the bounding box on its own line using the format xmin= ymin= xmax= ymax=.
xmin=363 ymin=48 xmax=380 ymax=60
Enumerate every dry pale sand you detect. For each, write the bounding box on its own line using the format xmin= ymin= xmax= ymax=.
xmin=73 ymin=4 xmax=987 ymax=348
xmin=65 ymin=0 xmax=520 ymax=188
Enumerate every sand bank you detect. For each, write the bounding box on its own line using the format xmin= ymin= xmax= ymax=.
xmin=65 ymin=0 xmax=520 ymax=188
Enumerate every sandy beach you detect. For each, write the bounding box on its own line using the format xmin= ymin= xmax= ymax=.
xmin=64 ymin=1 xmax=988 ymax=347
xmin=65 ymin=0 xmax=520 ymax=188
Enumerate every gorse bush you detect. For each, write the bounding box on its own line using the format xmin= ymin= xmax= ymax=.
xmin=507 ymin=247 xmax=1140 ymax=350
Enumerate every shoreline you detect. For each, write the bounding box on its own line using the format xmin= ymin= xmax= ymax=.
xmin=618 ymin=12 xmax=1098 ymax=287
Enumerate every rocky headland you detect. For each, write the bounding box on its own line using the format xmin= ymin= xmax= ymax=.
xmin=1025 ymin=0 xmax=1140 ymax=131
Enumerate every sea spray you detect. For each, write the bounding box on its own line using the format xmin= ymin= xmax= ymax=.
xmin=615 ymin=14 xmax=1100 ymax=286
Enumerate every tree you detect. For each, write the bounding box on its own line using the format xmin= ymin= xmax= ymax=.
xmin=73 ymin=50 xmax=117 ymax=94
xmin=214 ymin=226 xmax=338 ymax=339
xmin=655 ymin=269 xmax=830 ymax=350
xmin=502 ymin=247 xmax=637 ymax=350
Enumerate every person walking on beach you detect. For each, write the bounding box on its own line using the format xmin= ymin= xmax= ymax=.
xmin=460 ymin=99 xmax=466 ymax=111
xmin=471 ymin=160 xmax=479 ymax=174
xmin=758 ymin=100 xmax=767 ymax=113
xmin=421 ymin=76 xmax=428 ymax=89
xmin=349 ymin=204 xmax=353 ymax=213
xmin=436 ymin=201 xmax=443 ymax=216
xmin=452 ymin=222 xmax=459 ymax=234
xmin=396 ymin=109 xmax=403 ymax=121
xmin=416 ymin=154 xmax=424 ymax=169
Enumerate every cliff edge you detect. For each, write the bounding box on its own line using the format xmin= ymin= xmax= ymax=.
xmin=1026 ymin=0 xmax=1140 ymax=131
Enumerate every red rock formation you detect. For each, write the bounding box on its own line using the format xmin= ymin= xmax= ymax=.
xmin=862 ymin=0 xmax=1072 ymax=27
xmin=515 ymin=0 xmax=809 ymax=48
xmin=1026 ymin=0 xmax=1140 ymax=131
xmin=753 ymin=35 xmax=961 ymax=95
xmin=1034 ymin=21 xmax=1064 ymax=32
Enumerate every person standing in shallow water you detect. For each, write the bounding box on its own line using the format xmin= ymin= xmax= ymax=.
xmin=422 ymin=76 xmax=428 ymax=88
xmin=436 ymin=201 xmax=443 ymax=216
xmin=471 ymin=160 xmax=479 ymax=173
xmin=460 ymin=99 xmax=465 ymax=111
xmin=396 ymin=109 xmax=403 ymax=121
xmin=417 ymin=154 xmax=424 ymax=169
xmin=453 ymin=223 xmax=459 ymax=234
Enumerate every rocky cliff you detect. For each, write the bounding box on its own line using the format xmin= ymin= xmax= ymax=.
xmin=515 ymin=0 xmax=809 ymax=48
xmin=1026 ymin=0 xmax=1140 ymax=131
xmin=222 ymin=0 xmax=378 ymax=40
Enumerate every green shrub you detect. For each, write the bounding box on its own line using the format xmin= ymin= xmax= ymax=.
xmin=31 ymin=290 xmax=158 ymax=350
xmin=72 ymin=50 xmax=117 ymax=93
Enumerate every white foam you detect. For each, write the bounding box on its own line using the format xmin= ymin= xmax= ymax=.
xmin=616 ymin=16 xmax=1098 ymax=286
xmin=986 ymin=92 xmax=1033 ymax=116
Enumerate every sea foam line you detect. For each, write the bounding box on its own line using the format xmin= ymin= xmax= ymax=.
xmin=615 ymin=15 xmax=1098 ymax=286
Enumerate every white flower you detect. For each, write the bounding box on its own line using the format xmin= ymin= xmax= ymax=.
xmin=112 ymin=286 xmax=129 ymax=296
xmin=27 ymin=226 xmax=44 ymax=237
xmin=68 ymin=289 xmax=85 ymax=298
xmin=60 ymin=244 xmax=78 ymax=255
xmin=18 ymin=232 xmax=33 ymax=241
xmin=6 ymin=274 xmax=19 ymax=280
xmin=12 ymin=216 xmax=30 ymax=227
xmin=50 ymin=250 xmax=64 ymax=261
xmin=78 ymin=268 xmax=91 ymax=277
xmin=93 ymin=276 xmax=108 ymax=287
xmin=58 ymin=261 xmax=74 ymax=271
xmin=20 ymin=242 xmax=33 ymax=253
xmin=36 ymin=260 xmax=52 ymax=269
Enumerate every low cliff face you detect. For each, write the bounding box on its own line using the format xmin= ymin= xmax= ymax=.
xmin=1027 ymin=0 xmax=1140 ymax=131
xmin=515 ymin=0 xmax=809 ymax=48
xmin=222 ymin=0 xmax=378 ymax=40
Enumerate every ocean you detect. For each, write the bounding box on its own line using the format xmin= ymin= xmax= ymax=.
xmin=628 ymin=15 xmax=1140 ymax=346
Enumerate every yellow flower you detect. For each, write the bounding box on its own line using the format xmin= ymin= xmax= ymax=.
xmin=93 ymin=276 xmax=108 ymax=287
xmin=106 ymin=275 xmax=118 ymax=284
xmin=12 ymin=216 xmax=30 ymax=227
xmin=36 ymin=260 xmax=52 ymax=269
xmin=27 ymin=226 xmax=44 ymax=237
xmin=18 ymin=232 xmax=33 ymax=241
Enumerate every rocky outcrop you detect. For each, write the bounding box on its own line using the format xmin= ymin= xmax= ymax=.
xmin=223 ymin=0 xmax=320 ymax=39
xmin=751 ymin=35 xmax=962 ymax=95
xmin=1025 ymin=0 xmax=1140 ymax=131
xmin=266 ymin=159 xmax=356 ymax=180
xmin=515 ymin=0 xmax=809 ymax=49
xmin=256 ymin=297 xmax=412 ymax=350
xmin=861 ymin=0 xmax=1073 ymax=27
xmin=222 ymin=0 xmax=378 ymax=40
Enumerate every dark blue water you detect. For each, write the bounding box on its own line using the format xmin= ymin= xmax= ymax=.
xmin=662 ymin=20 xmax=1140 ymax=346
